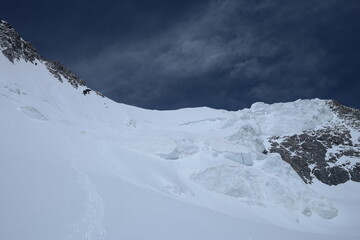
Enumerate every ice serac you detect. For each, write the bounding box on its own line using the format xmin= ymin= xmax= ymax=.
xmin=1 ymin=19 xmax=360 ymax=240
xmin=268 ymin=100 xmax=360 ymax=185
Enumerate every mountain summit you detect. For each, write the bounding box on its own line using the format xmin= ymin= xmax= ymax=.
xmin=1 ymin=19 xmax=359 ymax=240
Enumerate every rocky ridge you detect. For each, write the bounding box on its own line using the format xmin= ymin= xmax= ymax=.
xmin=0 ymin=19 xmax=86 ymax=89
xmin=268 ymin=100 xmax=360 ymax=185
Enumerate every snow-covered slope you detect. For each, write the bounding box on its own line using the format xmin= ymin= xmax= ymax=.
xmin=1 ymin=20 xmax=360 ymax=240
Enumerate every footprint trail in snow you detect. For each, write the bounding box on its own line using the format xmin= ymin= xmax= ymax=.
xmin=68 ymin=160 xmax=106 ymax=240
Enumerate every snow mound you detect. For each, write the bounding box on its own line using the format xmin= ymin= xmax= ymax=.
xmin=247 ymin=99 xmax=334 ymax=136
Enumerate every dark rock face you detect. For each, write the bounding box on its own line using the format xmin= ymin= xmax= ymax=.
xmin=0 ymin=19 xmax=86 ymax=89
xmin=45 ymin=60 xmax=86 ymax=88
xmin=0 ymin=20 xmax=40 ymax=63
xmin=327 ymin=100 xmax=360 ymax=129
xmin=269 ymin=100 xmax=360 ymax=185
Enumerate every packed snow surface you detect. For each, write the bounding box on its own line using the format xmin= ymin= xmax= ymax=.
xmin=1 ymin=55 xmax=360 ymax=240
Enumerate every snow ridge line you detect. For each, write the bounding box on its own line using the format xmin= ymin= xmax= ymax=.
xmin=68 ymin=158 xmax=106 ymax=240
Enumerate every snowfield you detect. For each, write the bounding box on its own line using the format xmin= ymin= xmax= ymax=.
xmin=1 ymin=54 xmax=359 ymax=240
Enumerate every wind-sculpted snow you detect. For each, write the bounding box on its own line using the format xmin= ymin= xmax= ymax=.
xmin=1 ymin=21 xmax=360 ymax=240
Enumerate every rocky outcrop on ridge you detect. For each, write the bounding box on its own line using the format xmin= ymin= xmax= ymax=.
xmin=269 ymin=100 xmax=360 ymax=185
xmin=0 ymin=19 xmax=86 ymax=89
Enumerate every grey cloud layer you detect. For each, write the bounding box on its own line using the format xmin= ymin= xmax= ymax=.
xmin=72 ymin=0 xmax=360 ymax=110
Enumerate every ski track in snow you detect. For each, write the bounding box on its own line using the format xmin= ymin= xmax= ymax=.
xmin=68 ymin=160 xmax=106 ymax=240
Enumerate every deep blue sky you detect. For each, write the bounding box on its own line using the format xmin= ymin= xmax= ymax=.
xmin=2 ymin=0 xmax=360 ymax=110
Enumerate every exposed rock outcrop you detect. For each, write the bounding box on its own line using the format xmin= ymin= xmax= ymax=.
xmin=0 ymin=19 xmax=86 ymax=89
xmin=269 ymin=100 xmax=360 ymax=185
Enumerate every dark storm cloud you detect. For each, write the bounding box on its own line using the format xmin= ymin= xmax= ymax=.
xmin=2 ymin=0 xmax=360 ymax=110
xmin=66 ymin=0 xmax=360 ymax=110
